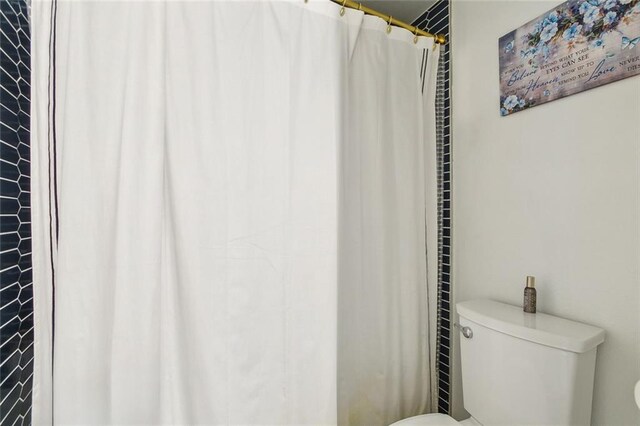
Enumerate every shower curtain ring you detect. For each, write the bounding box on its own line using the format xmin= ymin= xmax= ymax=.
xmin=340 ymin=0 xmax=347 ymax=16
xmin=413 ymin=27 xmax=419 ymax=44
xmin=386 ymin=16 xmax=392 ymax=34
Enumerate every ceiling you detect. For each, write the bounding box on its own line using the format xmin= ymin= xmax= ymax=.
xmin=359 ymin=1 xmax=437 ymax=23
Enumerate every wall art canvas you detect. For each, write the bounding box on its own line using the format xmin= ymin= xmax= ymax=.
xmin=499 ymin=0 xmax=640 ymax=116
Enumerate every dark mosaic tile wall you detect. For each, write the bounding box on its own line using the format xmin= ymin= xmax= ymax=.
xmin=0 ymin=0 xmax=34 ymax=424
xmin=413 ymin=0 xmax=452 ymax=415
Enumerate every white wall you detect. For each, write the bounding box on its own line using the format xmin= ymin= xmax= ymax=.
xmin=360 ymin=1 xmax=438 ymax=23
xmin=450 ymin=1 xmax=640 ymax=425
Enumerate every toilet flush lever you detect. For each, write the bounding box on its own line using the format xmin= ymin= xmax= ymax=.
xmin=454 ymin=323 xmax=473 ymax=339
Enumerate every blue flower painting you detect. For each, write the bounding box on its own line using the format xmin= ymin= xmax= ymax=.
xmin=584 ymin=6 xmax=603 ymax=23
xmin=604 ymin=10 xmax=618 ymax=24
xmin=499 ymin=0 xmax=640 ymax=116
xmin=579 ymin=1 xmax=594 ymax=14
xmin=563 ymin=23 xmax=584 ymax=40
xmin=541 ymin=22 xmax=560 ymax=41
xmin=503 ymin=95 xmax=520 ymax=109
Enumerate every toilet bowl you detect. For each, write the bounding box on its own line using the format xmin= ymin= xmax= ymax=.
xmin=391 ymin=299 xmax=605 ymax=426
xmin=391 ymin=413 xmax=479 ymax=425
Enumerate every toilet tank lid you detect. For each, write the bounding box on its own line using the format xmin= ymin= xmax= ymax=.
xmin=456 ymin=299 xmax=605 ymax=353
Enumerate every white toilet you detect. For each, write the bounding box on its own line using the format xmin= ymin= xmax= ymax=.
xmin=393 ymin=299 xmax=605 ymax=426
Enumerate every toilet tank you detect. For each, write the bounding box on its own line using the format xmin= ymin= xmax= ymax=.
xmin=457 ymin=300 xmax=605 ymax=426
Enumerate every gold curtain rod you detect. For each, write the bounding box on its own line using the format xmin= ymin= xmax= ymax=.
xmin=328 ymin=0 xmax=446 ymax=44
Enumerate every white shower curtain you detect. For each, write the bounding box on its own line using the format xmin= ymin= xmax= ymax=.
xmin=30 ymin=1 xmax=439 ymax=424
xmin=338 ymin=18 xmax=439 ymax=426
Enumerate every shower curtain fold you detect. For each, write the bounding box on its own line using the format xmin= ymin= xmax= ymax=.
xmin=338 ymin=17 xmax=439 ymax=426
xmin=30 ymin=1 xmax=440 ymax=424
